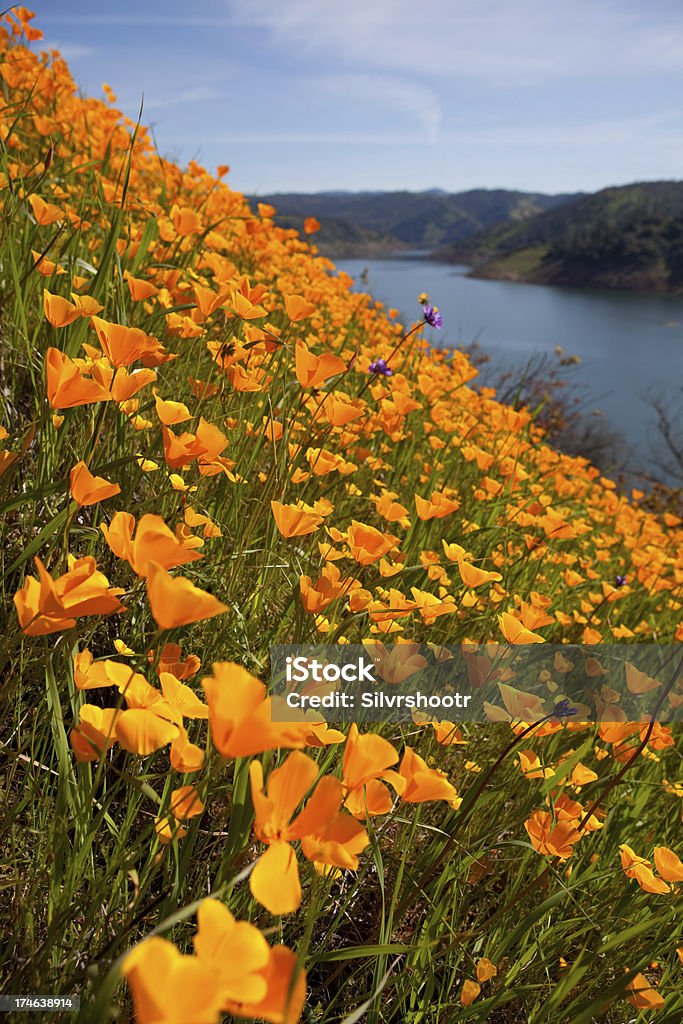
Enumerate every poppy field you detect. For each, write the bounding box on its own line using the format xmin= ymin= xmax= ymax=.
xmin=1 ymin=9 xmax=682 ymax=1023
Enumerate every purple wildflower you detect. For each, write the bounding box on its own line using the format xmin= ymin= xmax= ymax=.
xmin=422 ymin=304 xmax=443 ymax=329
xmin=551 ymin=699 xmax=578 ymax=720
xmin=615 ymin=574 xmax=627 ymax=588
xmin=369 ymin=358 xmax=393 ymax=376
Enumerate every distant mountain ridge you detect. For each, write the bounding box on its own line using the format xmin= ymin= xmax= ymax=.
xmin=248 ymin=188 xmax=581 ymax=257
xmin=440 ymin=181 xmax=683 ymax=293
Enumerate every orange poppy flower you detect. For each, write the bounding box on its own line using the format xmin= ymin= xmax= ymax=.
xmin=115 ymin=708 xmax=180 ymax=756
xmin=365 ymin=642 xmax=426 ymax=684
xmin=250 ymin=752 xmax=368 ymax=914
xmin=299 ymin=562 xmax=359 ymax=614
xmin=14 ymin=555 xmax=125 ymax=635
xmin=70 ymin=705 xmax=120 ymax=762
xmin=161 ymin=425 xmax=207 ymax=469
xmin=653 ymin=846 xmax=683 ymax=882
xmin=518 ymin=749 xmax=556 ymax=780
xmin=415 ymin=491 xmax=460 ymax=521
xmin=69 ymin=461 xmax=120 ymax=505
xmin=498 ymin=611 xmax=545 ymax=644
xmin=91 ymin=316 xmax=165 ymax=368
xmin=319 ymin=392 xmax=364 ymax=427
xmin=202 ymin=662 xmax=311 ymax=758
xmin=524 ymin=810 xmax=581 ymax=859
xmin=153 ymin=673 xmax=206 ymax=723
xmin=347 ymin=521 xmax=397 ymax=565
xmin=457 ymin=559 xmax=503 ymax=589
xmin=171 ymin=204 xmax=201 ymax=236
xmin=101 ymin=511 xmax=203 ymax=577
xmin=226 ymin=290 xmax=267 ymax=320
xmin=410 ymin=587 xmax=456 ymax=624
xmin=31 ymin=250 xmax=66 ymax=277
xmin=476 ymin=958 xmax=498 ymax=983
xmin=124 ymin=271 xmax=159 ymax=301
xmin=342 ymin=724 xmax=405 ymax=817
xmin=43 ymin=289 xmax=83 ymax=328
xmin=154 ymin=393 xmax=192 ymax=425
xmin=294 ymin=340 xmax=346 ymax=389
xmin=71 ymin=293 xmax=104 ymax=317
xmin=625 ymin=973 xmax=666 ymax=1011
xmin=284 ymin=294 xmax=316 ymax=322
xmin=271 ymin=500 xmax=323 ymax=538
xmin=28 ymin=193 xmax=62 ymax=225
xmin=460 ymin=980 xmax=481 ymax=1006
xmin=371 ymin=490 xmax=410 ymax=524
xmin=227 ymin=362 xmax=268 ymax=392
xmin=122 ymin=936 xmax=224 ymax=1024
xmin=194 ymin=900 xmax=306 ymax=1023
xmin=45 ymin=347 xmax=112 ymax=408
xmin=227 ymin=945 xmax=306 ymax=1024
xmin=146 ymin=562 xmax=227 ymax=630
xmin=398 ymin=746 xmax=459 ymax=806
xmin=170 ymin=726 xmax=205 ymax=772
xmin=110 ymin=366 xmax=158 ymax=403
xmin=169 ymin=785 xmax=204 ymax=821
xmin=193 ymin=899 xmax=270 ymax=1004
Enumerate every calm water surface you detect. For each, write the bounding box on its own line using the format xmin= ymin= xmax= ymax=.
xmin=336 ymin=256 xmax=683 ymax=472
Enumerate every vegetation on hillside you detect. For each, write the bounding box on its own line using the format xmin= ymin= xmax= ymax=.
xmin=444 ymin=182 xmax=683 ymax=292
xmin=1 ymin=10 xmax=683 ymax=1024
xmin=249 ymin=188 xmax=578 ymax=256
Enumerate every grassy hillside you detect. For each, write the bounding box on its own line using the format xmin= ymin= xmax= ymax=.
xmin=1 ymin=11 xmax=682 ymax=1024
xmin=249 ymin=188 xmax=580 ymax=256
xmin=443 ymin=182 xmax=683 ymax=292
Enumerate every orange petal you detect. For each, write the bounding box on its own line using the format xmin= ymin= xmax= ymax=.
xmin=653 ymin=846 xmax=683 ymax=882
xmin=69 ymin=461 xmax=120 ymax=505
xmin=146 ymin=563 xmax=227 ymax=630
xmin=115 ymin=708 xmax=179 ymax=755
xmin=250 ymin=842 xmax=302 ymax=915
xmin=461 ymin=979 xmax=481 ymax=1006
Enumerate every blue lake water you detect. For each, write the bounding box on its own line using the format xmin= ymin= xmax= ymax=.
xmin=336 ymin=256 xmax=683 ymax=475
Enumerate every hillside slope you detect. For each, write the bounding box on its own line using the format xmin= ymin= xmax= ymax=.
xmin=441 ymin=181 xmax=683 ymax=292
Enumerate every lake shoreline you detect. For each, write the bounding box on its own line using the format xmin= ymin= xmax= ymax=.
xmin=455 ymin=258 xmax=683 ymax=297
xmin=326 ymin=246 xmax=683 ymax=297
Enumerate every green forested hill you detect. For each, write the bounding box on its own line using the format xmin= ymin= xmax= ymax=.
xmin=443 ymin=181 xmax=683 ymax=292
xmin=248 ymin=188 xmax=579 ymax=256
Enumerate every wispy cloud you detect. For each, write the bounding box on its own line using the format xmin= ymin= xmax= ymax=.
xmin=186 ymin=132 xmax=420 ymax=145
xmin=135 ymin=86 xmax=220 ymax=110
xmin=320 ymin=73 xmax=442 ymax=142
xmin=40 ymin=41 xmax=96 ymax=60
xmin=445 ymin=111 xmax=683 ymax=148
xmin=36 ymin=14 xmax=232 ymax=27
xmin=182 ymin=111 xmax=683 ymax=152
xmin=226 ymin=0 xmax=683 ymax=82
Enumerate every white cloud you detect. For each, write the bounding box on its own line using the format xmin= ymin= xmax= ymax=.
xmin=187 ymin=132 xmax=419 ymax=145
xmin=225 ymin=0 xmax=683 ymax=82
xmin=444 ymin=110 xmax=683 ymax=148
xmin=36 ymin=15 xmax=231 ymax=27
xmin=320 ymin=73 xmax=442 ymax=141
xmin=141 ymin=86 xmax=220 ymax=110
xmin=178 ymin=110 xmax=683 ymax=154
xmin=40 ymin=41 xmax=96 ymax=59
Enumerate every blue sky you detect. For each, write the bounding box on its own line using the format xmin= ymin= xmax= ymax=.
xmin=29 ymin=0 xmax=683 ymax=196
